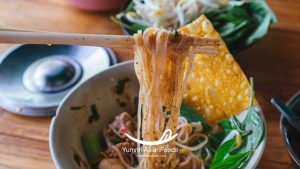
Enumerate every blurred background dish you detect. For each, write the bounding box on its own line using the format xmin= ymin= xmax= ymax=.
xmin=280 ymin=91 xmax=300 ymax=169
xmin=113 ymin=0 xmax=276 ymax=52
xmin=0 ymin=44 xmax=117 ymax=117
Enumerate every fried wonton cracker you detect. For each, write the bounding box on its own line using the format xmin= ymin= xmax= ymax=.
xmin=180 ymin=15 xmax=252 ymax=124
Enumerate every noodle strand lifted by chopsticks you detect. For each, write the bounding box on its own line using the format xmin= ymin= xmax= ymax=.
xmin=133 ymin=28 xmax=194 ymax=169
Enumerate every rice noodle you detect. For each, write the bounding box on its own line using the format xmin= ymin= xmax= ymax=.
xmin=111 ymin=146 xmax=136 ymax=169
xmin=175 ymin=133 xmax=208 ymax=152
xmin=134 ymin=28 xmax=194 ymax=169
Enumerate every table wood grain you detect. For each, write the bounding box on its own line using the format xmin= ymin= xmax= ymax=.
xmin=0 ymin=0 xmax=299 ymax=168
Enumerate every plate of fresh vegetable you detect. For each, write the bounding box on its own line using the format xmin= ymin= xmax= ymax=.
xmin=112 ymin=0 xmax=277 ymax=52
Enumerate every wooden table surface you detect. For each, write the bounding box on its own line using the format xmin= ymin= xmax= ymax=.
xmin=0 ymin=0 xmax=299 ymax=168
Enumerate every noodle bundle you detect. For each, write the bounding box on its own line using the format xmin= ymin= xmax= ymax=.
xmin=133 ymin=28 xmax=195 ymax=169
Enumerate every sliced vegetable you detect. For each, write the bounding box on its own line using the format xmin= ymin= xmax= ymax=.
xmin=81 ymin=132 xmax=103 ymax=165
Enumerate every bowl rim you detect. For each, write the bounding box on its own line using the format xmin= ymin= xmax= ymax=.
xmin=49 ymin=60 xmax=266 ymax=169
xmin=280 ymin=91 xmax=300 ymax=167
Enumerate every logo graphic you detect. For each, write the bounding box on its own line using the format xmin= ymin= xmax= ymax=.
xmin=121 ymin=128 xmax=178 ymax=146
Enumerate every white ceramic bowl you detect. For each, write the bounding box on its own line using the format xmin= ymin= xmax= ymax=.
xmin=50 ymin=61 xmax=266 ymax=169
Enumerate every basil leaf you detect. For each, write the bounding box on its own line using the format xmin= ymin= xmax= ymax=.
xmin=206 ymin=0 xmax=276 ymax=51
xmin=218 ymin=115 xmax=245 ymax=135
xmin=211 ymin=138 xmax=236 ymax=166
xmin=210 ymin=151 xmax=253 ymax=169
xmin=231 ymin=115 xmax=245 ymax=131
xmin=207 ymin=132 xmax=226 ymax=153
xmin=180 ymin=103 xmax=212 ymax=131
xmin=212 ymin=79 xmax=263 ymax=168
xmin=236 ymin=78 xmax=265 ymax=153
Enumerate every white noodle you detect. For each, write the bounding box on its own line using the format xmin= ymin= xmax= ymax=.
xmin=175 ymin=133 xmax=208 ymax=151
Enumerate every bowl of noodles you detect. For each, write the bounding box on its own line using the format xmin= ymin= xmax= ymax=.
xmin=50 ymin=26 xmax=266 ymax=169
xmin=49 ymin=61 xmax=266 ymax=169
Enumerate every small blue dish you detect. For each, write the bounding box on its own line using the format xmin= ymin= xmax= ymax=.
xmin=280 ymin=91 xmax=300 ymax=168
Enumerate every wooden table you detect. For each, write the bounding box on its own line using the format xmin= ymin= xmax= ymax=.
xmin=0 ymin=0 xmax=299 ymax=168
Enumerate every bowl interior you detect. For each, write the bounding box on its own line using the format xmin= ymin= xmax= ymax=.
xmin=50 ymin=61 xmax=265 ymax=169
xmin=50 ymin=61 xmax=139 ymax=168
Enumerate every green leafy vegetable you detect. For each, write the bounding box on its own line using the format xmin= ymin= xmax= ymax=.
xmin=206 ymin=0 xmax=277 ymax=51
xmin=211 ymin=138 xmax=236 ymax=166
xmin=124 ymin=1 xmax=135 ymax=13
xmin=236 ymin=78 xmax=265 ymax=153
xmin=180 ymin=102 xmax=212 ymax=131
xmin=210 ymin=78 xmax=264 ymax=168
xmin=210 ymin=151 xmax=253 ymax=169
xmin=207 ymin=132 xmax=226 ymax=153
xmin=219 ymin=115 xmax=245 ymax=135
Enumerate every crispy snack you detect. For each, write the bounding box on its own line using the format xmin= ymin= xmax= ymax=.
xmin=180 ymin=15 xmax=252 ymax=124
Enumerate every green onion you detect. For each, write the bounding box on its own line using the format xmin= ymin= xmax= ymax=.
xmin=81 ymin=132 xmax=103 ymax=165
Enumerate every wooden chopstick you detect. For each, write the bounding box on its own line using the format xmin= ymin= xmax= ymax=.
xmin=0 ymin=29 xmax=221 ymax=47
xmin=0 ymin=29 xmax=221 ymax=55
xmin=0 ymin=31 xmax=134 ymax=48
xmin=190 ymin=46 xmax=218 ymax=55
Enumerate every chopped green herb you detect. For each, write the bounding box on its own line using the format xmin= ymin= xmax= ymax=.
xmin=115 ymin=78 xmax=130 ymax=95
xmin=88 ymin=104 xmax=100 ymax=123
xmin=70 ymin=106 xmax=82 ymax=110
